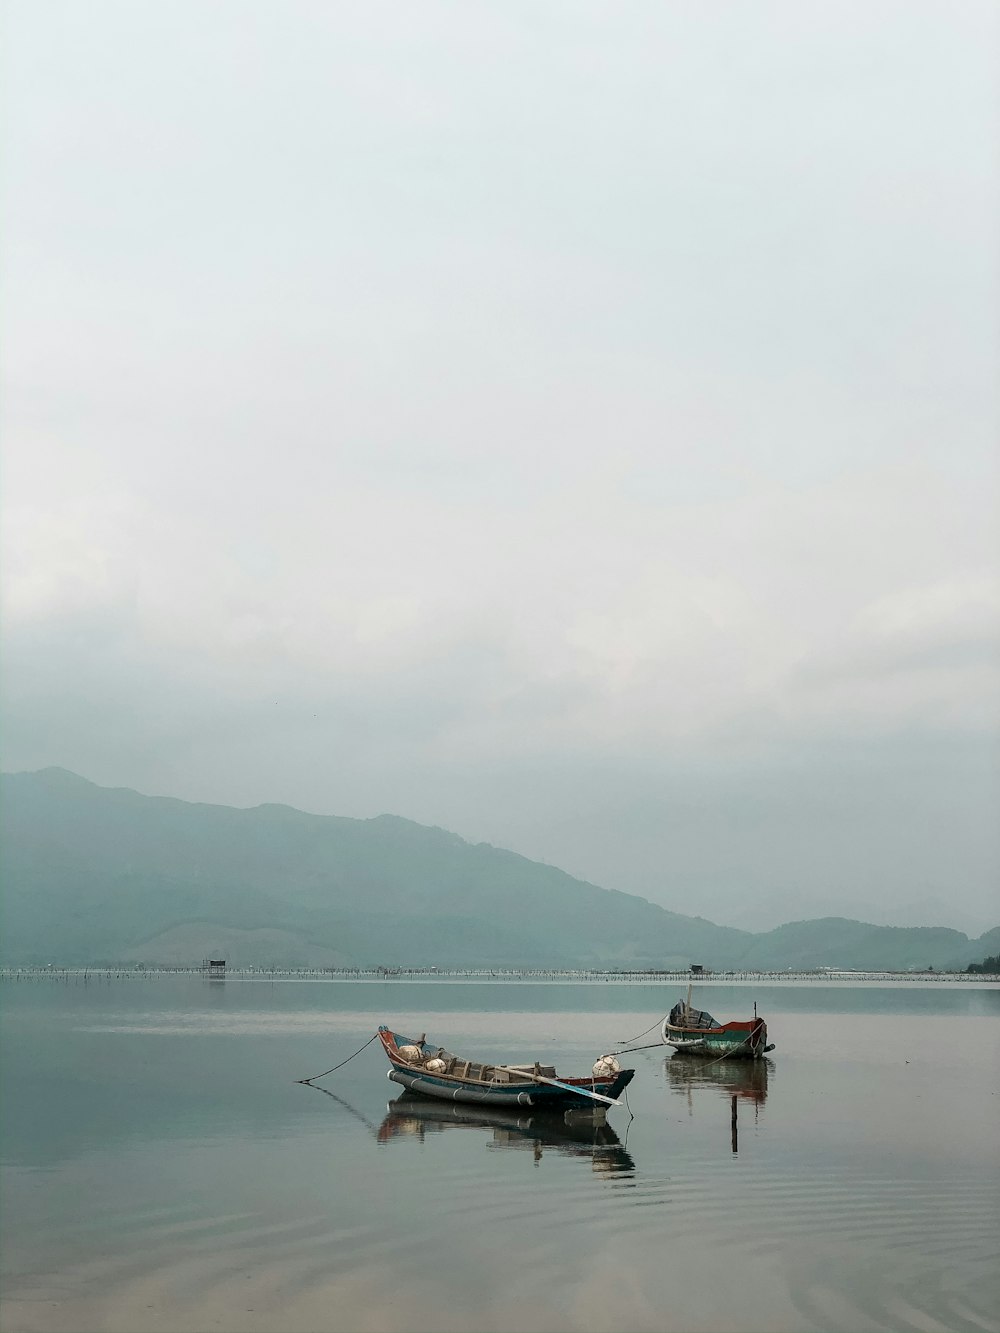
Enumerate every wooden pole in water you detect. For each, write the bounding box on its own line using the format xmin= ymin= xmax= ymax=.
xmin=731 ymin=1094 xmax=738 ymax=1153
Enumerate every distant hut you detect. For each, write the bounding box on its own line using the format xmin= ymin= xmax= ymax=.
xmin=203 ymin=958 xmax=227 ymax=979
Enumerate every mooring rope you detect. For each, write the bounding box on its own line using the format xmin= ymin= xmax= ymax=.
xmin=696 ymin=1029 xmax=756 ymax=1068
xmin=296 ymin=1032 xmax=380 ymax=1084
xmin=608 ymin=1039 xmax=667 ymax=1057
xmin=617 ymin=1017 xmax=663 ymax=1045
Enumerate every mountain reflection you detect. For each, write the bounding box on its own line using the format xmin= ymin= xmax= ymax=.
xmin=666 ymin=1054 xmax=773 ymax=1105
xmin=378 ymin=1094 xmax=636 ymax=1176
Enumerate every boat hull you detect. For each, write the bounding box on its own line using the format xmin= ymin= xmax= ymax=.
xmin=662 ymin=1015 xmax=770 ymax=1059
xmin=388 ymin=1068 xmax=535 ymax=1105
xmin=379 ymin=1027 xmax=634 ymax=1109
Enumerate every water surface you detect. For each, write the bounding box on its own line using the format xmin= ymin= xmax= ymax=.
xmin=2 ymin=976 xmax=997 ymax=1332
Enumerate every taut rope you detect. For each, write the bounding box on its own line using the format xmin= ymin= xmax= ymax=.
xmin=296 ymin=1032 xmax=380 ymax=1084
xmin=617 ymin=1017 xmax=663 ymax=1045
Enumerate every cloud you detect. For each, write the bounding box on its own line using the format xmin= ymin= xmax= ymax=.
xmin=2 ymin=0 xmax=998 ymax=930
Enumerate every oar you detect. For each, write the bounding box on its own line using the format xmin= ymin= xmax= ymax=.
xmin=503 ymin=1066 xmax=622 ymax=1108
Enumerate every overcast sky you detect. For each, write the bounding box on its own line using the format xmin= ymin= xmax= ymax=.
xmin=3 ymin=1 xmax=998 ymax=934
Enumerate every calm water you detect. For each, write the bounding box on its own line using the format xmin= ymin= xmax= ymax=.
xmin=1 ymin=976 xmax=998 ymax=1333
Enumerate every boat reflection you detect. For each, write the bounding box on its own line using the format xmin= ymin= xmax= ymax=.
xmin=666 ymin=1054 xmax=773 ymax=1106
xmin=378 ymin=1094 xmax=635 ymax=1177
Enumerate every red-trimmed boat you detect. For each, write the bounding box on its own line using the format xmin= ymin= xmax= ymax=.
xmin=377 ymin=1026 xmax=635 ymax=1110
xmin=661 ymin=995 xmax=773 ymax=1059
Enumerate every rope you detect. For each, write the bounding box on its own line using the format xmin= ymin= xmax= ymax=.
xmin=606 ymin=1039 xmax=667 ymax=1057
xmin=617 ymin=1017 xmax=663 ymax=1045
xmin=696 ymin=1030 xmax=756 ymax=1068
xmin=296 ymin=1032 xmax=380 ymax=1084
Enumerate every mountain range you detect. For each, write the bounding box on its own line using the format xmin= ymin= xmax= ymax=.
xmin=1 ymin=768 xmax=996 ymax=972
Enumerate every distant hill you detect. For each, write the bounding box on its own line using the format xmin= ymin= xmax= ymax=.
xmin=1 ymin=769 xmax=995 ymax=971
xmin=734 ymin=917 xmax=995 ymax=974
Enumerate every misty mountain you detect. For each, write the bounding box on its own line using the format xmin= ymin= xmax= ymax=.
xmin=1 ymin=769 xmax=995 ymax=971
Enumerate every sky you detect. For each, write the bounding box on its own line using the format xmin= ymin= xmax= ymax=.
xmin=3 ymin=1 xmax=998 ymax=935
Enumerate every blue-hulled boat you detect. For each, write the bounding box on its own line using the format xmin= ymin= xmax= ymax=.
xmin=377 ymin=1026 xmax=634 ymax=1110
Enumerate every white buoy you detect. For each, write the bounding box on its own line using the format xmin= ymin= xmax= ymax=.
xmin=592 ymin=1054 xmax=620 ymax=1078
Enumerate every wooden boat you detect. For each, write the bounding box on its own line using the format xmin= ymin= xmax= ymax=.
xmin=661 ymin=990 xmax=773 ymax=1059
xmin=377 ymin=1026 xmax=634 ymax=1110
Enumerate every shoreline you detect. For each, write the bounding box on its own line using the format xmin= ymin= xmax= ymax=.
xmin=1 ymin=964 xmax=997 ymax=984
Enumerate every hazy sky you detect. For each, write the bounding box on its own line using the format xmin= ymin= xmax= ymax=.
xmin=3 ymin=1 xmax=998 ymax=933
